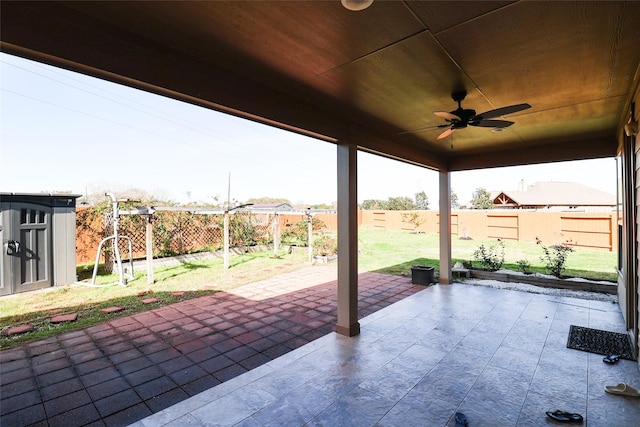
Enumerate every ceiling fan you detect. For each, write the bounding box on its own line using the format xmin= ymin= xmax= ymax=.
xmin=402 ymin=90 xmax=531 ymax=140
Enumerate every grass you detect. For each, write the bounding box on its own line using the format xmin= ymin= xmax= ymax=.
xmin=0 ymin=227 xmax=618 ymax=349
xmin=358 ymin=227 xmax=617 ymax=282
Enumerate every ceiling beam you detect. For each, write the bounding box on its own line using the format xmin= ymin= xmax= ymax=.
xmin=449 ymin=136 xmax=617 ymax=171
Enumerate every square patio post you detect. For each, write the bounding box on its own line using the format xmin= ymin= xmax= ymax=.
xmin=439 ymin=170 xmax=452 ymax=284
xmin=336 ymin=141 xmax=360 ymax=336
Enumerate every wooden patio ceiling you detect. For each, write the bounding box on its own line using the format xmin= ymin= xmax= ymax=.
xmin=2 ymin=1 xmax=639 ymax=171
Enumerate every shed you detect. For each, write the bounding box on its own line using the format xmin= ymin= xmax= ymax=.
xmin=0 ymin=193 xmax=80 ymax=295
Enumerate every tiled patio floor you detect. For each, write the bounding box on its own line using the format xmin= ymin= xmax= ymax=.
xmin=0 ymin=266 xmax=424 ymax=427
xmin=131 ymin=282 xmax=640 ymax=427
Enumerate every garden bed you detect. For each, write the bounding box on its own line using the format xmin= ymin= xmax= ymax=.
xmin=468 ymin=269 xmax=617 ymax=295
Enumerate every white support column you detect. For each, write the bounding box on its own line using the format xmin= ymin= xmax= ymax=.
xmin=336 ymin=142 xmax=360 ymax=336
xmin=439 ymin=170 xmax=452 ymax=284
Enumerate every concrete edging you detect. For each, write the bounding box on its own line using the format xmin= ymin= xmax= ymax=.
xmin=468 ymin=269 xmax=617 ymax=295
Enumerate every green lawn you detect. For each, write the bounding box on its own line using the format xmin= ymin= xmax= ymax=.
xmin=358 ymin=227 xmax=617 ymax=282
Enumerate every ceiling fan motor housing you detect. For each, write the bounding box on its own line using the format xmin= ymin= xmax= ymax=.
xmin=450 ymin=108 xmax=476 ymax=128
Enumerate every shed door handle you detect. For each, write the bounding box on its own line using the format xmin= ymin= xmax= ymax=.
xmin=6 ymin=240 xmax=20 ymax=255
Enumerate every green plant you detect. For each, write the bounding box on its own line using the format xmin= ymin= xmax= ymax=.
xmin=281 ymin=218 xmax=326 ymax=246
xmin=541 ymin=244 xmax=574 ymax=277
xmin=313 ymin=233 xmax=337 ymax=257
xmin=473 ymin=240 xmax=505 ymax=271
xmin=516 ymin=259 xmax=532 ymax=274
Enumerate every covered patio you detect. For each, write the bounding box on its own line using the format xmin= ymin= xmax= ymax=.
xmin=1 ymin=1 xmax=640 ymax=425
xmin=132 ymin=282 xmax=640 ymax=426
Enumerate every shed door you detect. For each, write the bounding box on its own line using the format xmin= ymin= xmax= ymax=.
xmin=2 ymin=203 xmax=52 ymax=294
xmin=0 ymin=210 xmax=6 ymax=296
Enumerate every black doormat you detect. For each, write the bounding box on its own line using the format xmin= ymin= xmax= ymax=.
xmin=567 ymin=325 xmax=636 ymax=361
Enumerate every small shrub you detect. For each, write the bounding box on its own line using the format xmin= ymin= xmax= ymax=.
xmin=516 ymin=259 xmax=532 ymax=274
xmin=313 ymin=233 xmax=337 ymax=257
xmin=540 ymin=244 xmax=574 ymax=278
xmin=462 ymin=260 xmax=473 ymax=269
xmin=473 ymin=240 xmax=505 ymax=271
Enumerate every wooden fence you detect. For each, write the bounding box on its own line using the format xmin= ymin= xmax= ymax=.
xmin=358 ymin=210 xmax=616 ymax=251
xmin=76 ymin=208 xmax=616 ymax=265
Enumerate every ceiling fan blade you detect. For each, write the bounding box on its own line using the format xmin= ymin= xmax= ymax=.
xmin=437 ymin=128 xmax=454 ymax=140
xmin=470 ymin=119 xmax=514 ymax=128
xmin=397 ymin=124 xmax=449 ymax=135
xmin=474 ymin=103 xmax=531 ymax=120
xmin=434 ymin=111 xmax=461 ymax=121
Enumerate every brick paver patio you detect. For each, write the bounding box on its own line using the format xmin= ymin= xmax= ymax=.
xmin=0 ymin=266 xmax=424 ymax=427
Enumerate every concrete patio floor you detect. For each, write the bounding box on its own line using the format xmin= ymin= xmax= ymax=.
xmin=130 ymin=281 xmax=640 ymax=427
xmin=0 ymin=266 xmax=424 ymax=427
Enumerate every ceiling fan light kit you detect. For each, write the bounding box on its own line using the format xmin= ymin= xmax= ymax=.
xmin=341 ymin=0 xmax=373 ymax=11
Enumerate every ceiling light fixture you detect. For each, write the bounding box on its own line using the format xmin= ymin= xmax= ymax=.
xmin=341 ymin=0 xmax=373 ymax=11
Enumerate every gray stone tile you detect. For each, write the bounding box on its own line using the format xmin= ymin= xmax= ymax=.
xmin=457 ymin=391 xmax=522 ymax=426
xmin=412 ymin=364 xmax=479 ymax=405
xmin=439 ymin=345 xmax=493 ymax=376
xmin=469 ymin=365 xmax=531 ymax=407
xmin=385 ymin=343 xmax=447 ymax=376
xmin=516 ymin=390 xmax=586 ymax=426
xmin=378 ymin=391 xmax=456 ymax=427
xmin=190 ymin=386 xmax=275 ymax=427
xmin=251 ymin=383 xmax=334 ymax=427
xmin=355 ymin=360 xmax=424 ymax=401
xmin=164 ymin=414 xmax=204 ymax=426
xmin=487 ymin=346 xmax=540 ymax=379
xmin=306 ymin=386 xmax=396 ymax=427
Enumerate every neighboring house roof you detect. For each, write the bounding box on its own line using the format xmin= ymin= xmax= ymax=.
xmin=492 ymin=182 xmax=616 ymax=208
xmin=249 ymin=203 xmax=293 ymax=211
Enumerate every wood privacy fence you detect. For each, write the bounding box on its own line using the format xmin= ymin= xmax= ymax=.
xmin=76 ymin=208 xmax=615 ymax=265
xmin=358 ymin=210 xmax=616 ymax=251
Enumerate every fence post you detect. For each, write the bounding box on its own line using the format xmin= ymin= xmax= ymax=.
xmin=224 ymin=210 xmax=230 ymax=269
xmin=307 ymin=212 xmax=313 ymax=262
xmin=273 ymin=212 xmax=280 ymax=256
xmin=145 ymin=215 xmax=154 ymax=284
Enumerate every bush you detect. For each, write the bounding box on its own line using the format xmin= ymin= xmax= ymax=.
xmin=281 ymin=218 xmax=326 ymax=246
xmin=313 ymin=233 xmax=337 ymax=257
xmin=473 ymin=240 xmax=505 ymax=271
xmin=516 ymin=259 xmax=531 ymax=274
xmin=541 ymin=244 xmax=574 ymax=277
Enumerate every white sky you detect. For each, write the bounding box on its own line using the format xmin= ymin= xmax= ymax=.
xmin=0 ymin=53 xmax=617 ymax=206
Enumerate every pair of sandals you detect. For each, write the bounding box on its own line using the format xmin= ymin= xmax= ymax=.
xmin=602 ymin=354 xmax=640 ymax=396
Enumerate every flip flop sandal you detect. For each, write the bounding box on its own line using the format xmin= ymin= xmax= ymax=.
xmin=603 ymin=354 xmax=620 ymax=364
xmin=604 ymin=383 xmax=640 ymax=397
xmin=455 ymin=412 xmax=469 ymax=426
xmin=546 ymin=410 xmax=583 ymax=423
